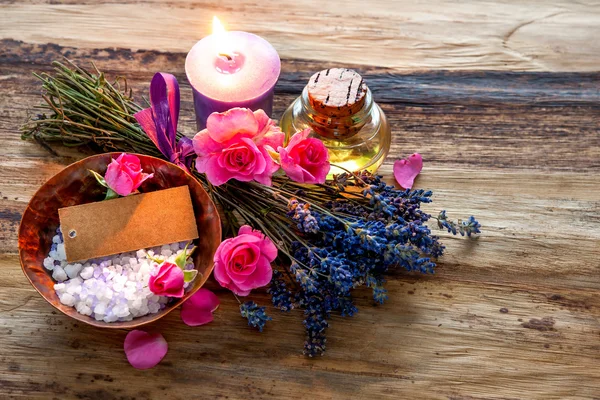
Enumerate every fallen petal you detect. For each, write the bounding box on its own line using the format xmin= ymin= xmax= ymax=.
xmin=124 ymin=330 xmax=168 ymax=370
xmin=393 ymin=153 xmax=423 ymax=189
xmin=181 ymin=288 xmax=220 ymax=326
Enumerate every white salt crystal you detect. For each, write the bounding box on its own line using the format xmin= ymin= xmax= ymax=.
xmin=161 ymin=249 xmax=173 ymax=258
xmin=56 ymin=243 xmax=66 ymax=261
xmin=138 ymin=304 xmax=149 ymax=315
xmin=94 ymin=303 xmax=107 ymax=315
xmin=115 ymin=265 xmax=123 ymax=274
xmin=170 ymin=243 xmax=179 ymax=251
xmin=59 ymin=293 xmax=76 ymax=307
xmin=52 ymin=266 xmax=68 ymax=282
xmin=132 ymin=298 xmax=142 ymax=310
xmin=114 ymin=275 xmax=127 ymax=285
xmin=116 ymin=306 xmax=130 ymax=318
xmin=43 ymin=257 xmax=55 ymax=271
xmin=136 ymin=249 xmax=146 ymax=259
xmin=80 ymin=266 xmax=94 ymax=280
xmin=54 ymin=283 xmax=66 ymax=292
xmin=113 ymin=282 xmax=124 ymax=293
xmin=94 ymin=313 xmax=105 ymax=321
xmin=104 ymin=314 xmax=119 ymax=323
xmin=64 ymin=263 xmax=83 ymax=279
xmin=52 ymin=234 xmax=61 ymax=244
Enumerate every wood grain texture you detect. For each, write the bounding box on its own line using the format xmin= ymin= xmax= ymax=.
xmin=1 ymin=1 xmax=600 ymax=71
xmin=1 ymin=10 xmax=600 ymax=400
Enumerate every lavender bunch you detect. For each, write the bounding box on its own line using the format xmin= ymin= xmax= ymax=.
xmin=210 ymin=172 xmax=479 ymax=356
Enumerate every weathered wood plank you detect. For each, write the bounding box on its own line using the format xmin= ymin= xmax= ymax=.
xmin=2 ymin=40 xmax=600 ymax=173
xmin=1 ymin=1 xmax=599 ymax=71
xmin=0 ymin=39 xmax=599 ymax=399
xmin=1 ymin=254 xmax=599 ymax=399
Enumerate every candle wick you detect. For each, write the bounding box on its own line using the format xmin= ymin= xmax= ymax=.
xmin=219 ymin=53 xmax=233 ymax=61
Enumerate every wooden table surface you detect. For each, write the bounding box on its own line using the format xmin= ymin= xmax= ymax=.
xmin=1 ymin=1 xmax=599 ymax=399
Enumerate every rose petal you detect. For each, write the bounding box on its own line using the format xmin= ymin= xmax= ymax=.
xmin=124 ymin=330 xmax=168 ymax=370
xmin=278 ymin=147 xmax=305 ymax=182
xmin=236 ymin=226 xmax=278 ymax=261
xmin=253 ymin=109 xmax=273 ymax=135
xmin=234 ymin=255 xmax=273 ymax=291
xmin=181 ymin=288 xmax=220 ymax=326
xmin=393 ymin=153 xmax=423 ymax=189
xmin=192 ymin=130 xmax=223 ymax=158
xmin=238 ymin=225 xmax=254 ymax=236
xmin=206 ymin=108 xmax=258 ymax=143
xmin=132 ymin=172 xmax=154 ymax=191
xmin=104 ymin=160 xmax=134 ymax=196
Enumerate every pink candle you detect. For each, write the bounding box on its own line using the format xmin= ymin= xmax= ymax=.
xmin=185 ymin=18 xmax=281 ymax=130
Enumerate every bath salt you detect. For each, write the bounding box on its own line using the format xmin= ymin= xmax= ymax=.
xmin=44 ymin=227 xmax=197 ymax=323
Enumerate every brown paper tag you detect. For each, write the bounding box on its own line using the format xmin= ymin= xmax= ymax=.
xmin=58 ymin=186 xmax=199 ymax=262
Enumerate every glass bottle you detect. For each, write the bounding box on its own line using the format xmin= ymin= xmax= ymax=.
xmin=279 ymin=68 xmax=391 ymax=177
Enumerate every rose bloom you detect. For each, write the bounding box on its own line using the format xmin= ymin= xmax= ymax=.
xmin=213 ymin=225 xmax=277 ymax=296
xmin=104 ymin=153 xmax=153 ymax=196
xmin=148 ymin=262 xmax=185 ymax=298
xmin=278 ymin=129 xmax=330 ymax=184
xmin=192 ymin=108 xmax=284 ymax=186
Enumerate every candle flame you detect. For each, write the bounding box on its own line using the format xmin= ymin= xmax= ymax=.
xmin=212 ymin=16 xmax=234 ymax=59
xmin=212 ymin=16 xmax=226 ymax=35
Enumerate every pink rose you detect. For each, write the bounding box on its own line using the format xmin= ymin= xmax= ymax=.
xmin=149 ymin=262 xmax=184 ymax=298
xmin=278 ymin=129 xmax=330 ymax=184
xmin=213 ymin=225 xmax=276 ymax=296
xmin=105 ymin=153 xmax=153 ymax=196
xmin=192 ymin=108 xmax=284 ymax=186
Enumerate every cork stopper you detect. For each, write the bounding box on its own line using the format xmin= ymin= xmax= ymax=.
xmin=306 ymin=68 xmax=367 ymax=139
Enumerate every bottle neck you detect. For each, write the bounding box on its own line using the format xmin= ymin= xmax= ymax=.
xmin=299 ymin=85 xmax=374 ymax=140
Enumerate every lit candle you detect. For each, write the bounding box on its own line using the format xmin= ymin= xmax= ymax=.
xmin=185 ymin=17 xmax=281 ymax=130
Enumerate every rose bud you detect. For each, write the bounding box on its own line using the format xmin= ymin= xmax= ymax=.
xmin=149 ymin=262 xmax=185 ymax=298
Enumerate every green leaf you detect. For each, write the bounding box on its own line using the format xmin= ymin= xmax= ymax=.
xmin=89 ymin=169 xmax=108 ymax=188
xmin=104 ymin=187 xmax=119 ymax=200
xmin=175 ymin=241 xmax=191 ymax=270
xmin=183 ymin=269 xmax=198 ymax=283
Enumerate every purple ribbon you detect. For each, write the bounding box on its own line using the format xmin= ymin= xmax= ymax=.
xmin=134 ymin=72 xmax=194 ymax=172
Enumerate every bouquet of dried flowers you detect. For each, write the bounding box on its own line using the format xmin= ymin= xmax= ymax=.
xmin=22 ymin=60 xmax=479 ymax=358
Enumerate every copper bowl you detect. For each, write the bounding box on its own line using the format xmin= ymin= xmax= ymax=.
xmin=18 ymin=153 xmax=221 ymax=328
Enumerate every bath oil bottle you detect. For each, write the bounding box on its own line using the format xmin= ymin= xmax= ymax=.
xmin=279 ymin=68 xmax=391 ymax=176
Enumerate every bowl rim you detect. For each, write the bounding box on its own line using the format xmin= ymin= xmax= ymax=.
xmin=18 ymin=152 xmax=222 ymax=329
